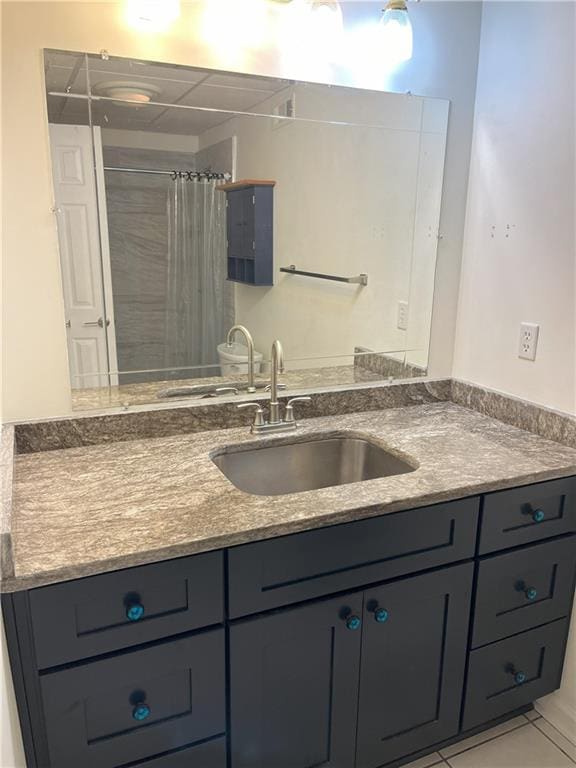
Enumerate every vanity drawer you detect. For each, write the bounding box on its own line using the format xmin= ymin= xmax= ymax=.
xmin=479 ymin=477 xmax=576 ymax=554
xmin=228 ymin=498 xmax=479 ymax=618
xmin=472 ymin=536 xmax=576 ymax=647
xmin=40 ymin=629 xmax=225 ymax=768
xmin=462 ymin=619 xmax=569 ymax=731
xmin=29 ymin=551 xmax=224 ymax=669
xmin=108 ymin=737 xmax=226 ymax=768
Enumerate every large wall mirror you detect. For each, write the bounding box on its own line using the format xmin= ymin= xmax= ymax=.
xmin=44 ymin=49 xmax=449 ymax=411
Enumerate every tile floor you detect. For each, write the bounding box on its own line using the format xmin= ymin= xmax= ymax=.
xmin=405 ymin=712 xmax=576 ymax=768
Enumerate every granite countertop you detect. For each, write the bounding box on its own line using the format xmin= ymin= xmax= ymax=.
xmin=3 ymin=401 xmax=576 ymax=592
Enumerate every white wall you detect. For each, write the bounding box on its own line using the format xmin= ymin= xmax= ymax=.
xmin=454 ymin=0 xmax=576 ymax=742
xmin=1 ymin=0 xmax=482 ymax=421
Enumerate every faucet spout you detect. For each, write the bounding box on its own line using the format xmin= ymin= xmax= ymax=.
xmin=269 ymin=339 xmax=284 ymax=425
xmin=226 ymin=325 xmax=256 ymax=393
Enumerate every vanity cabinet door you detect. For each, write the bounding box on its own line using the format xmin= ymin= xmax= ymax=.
xmin=230 ymin=592 xmax=363 ymax=768
xmin=356 ymin=563 xmax=473 ymax=768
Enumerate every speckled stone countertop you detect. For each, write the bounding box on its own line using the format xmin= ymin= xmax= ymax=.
xmin=3 ymin=401 xmax=576 ymax=592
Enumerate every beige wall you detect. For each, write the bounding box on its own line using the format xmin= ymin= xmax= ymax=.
xmin=1 ymin=1 xmax=482 ymax=420
xmin=199 ymin=85 xmax=448 ymax=366
xmin=454 ymin=0 xmax=576 ymax=741
xmin=454 ymin=1 xmax=576 ymax=415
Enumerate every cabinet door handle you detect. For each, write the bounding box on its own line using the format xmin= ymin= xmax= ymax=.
xmin=132 ymin=703 xmax=151 ymax=721
xmin=367 ymin=600 xmax=390 ymax=623
xmin=373 ymin=608 xmax=389 ymax=623
xmin=345 ymin=615 xmax=361 ymax=631
xmin=531 ymin=508 xmax=545 ymax=523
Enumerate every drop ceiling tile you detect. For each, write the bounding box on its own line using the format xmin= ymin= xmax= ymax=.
xmin=44 ymin=50 xmax=84 ymax=69
xmin=206 ymin=72 xmax=286 ymax=91
xmin=179 ymin=83 xmax=273 ymax=112
xmin=151 ymin=108 xmax=232 ymax=135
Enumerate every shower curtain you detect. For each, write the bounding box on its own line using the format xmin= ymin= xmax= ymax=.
xmin=164 ymin=177 xmax=232 ymax=378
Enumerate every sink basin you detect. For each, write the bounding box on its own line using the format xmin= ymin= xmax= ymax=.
xmin=212 ymin=433 xmax=416 ymax=496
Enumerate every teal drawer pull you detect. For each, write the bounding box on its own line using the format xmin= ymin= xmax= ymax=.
xmin=532 ymin=509 xmax=545 ymax=523
xmin=525 ymin=587 xmax=538 ymax=601
xmin=514 ymin=671 xmax=527 ymax=685
xmin=345 ymin=615 xmax=361 ymax=631
xmin=126 ymin=602 xmax=145 ymax=622
xmin=132 ymin=703 xmax=151 ymax=721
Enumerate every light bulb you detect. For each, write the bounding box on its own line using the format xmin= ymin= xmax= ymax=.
xmin=309 ymin=1 xmax=344 ymax=61
xmin=380 ymin=0 xmax=413 ymax=63
xmin=125 ymin=0 xmax=180 ymax=32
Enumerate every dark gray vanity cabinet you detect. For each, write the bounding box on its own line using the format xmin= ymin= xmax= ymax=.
xmin=230 ymin=592 xmax=363 ymax=768
xmin=229 ymin=563 xmax=473 ymax=768
xmin=3 ymin=477 xmax=576 ymax=768
xmin=356 ymin=564 xmax=473 ymax=768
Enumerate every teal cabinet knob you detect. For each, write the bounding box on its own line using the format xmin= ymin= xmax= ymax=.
xmin=374 ymin=608 xmax=389 ymax=624
xmin=525 ymin=587 xmax=538 ymax=601
xmin=345 ymin=615 xmax=361 ymax=631
xmin=532 ymin=509 xmax=545 ymax=523
xmin=132 ymin=703 xmax=151 ymax=721
xmin=126 ymin=602 xmax=145 ymax=622
xmin=513 ymin=671 xmax=527 ymax=685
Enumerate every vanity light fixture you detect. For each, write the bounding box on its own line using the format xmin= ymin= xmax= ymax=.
xmin=125 ymin=0 xmax=180 ymax=32
xmin=380 ymin=0 xmax=413 ymax=63
xmin=308 ymin=0 xmax=344 ymax=53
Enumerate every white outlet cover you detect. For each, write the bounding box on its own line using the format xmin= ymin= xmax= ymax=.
xmin=518 ymin=322 xmax=540 ymax=361
xmin=397 ymin=301 xmax=409 ymax=331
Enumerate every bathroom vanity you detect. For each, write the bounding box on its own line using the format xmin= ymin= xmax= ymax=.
xmin=2 ymin=401 xmax=576 ymax=768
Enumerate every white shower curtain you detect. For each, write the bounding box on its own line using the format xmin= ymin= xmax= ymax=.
xmin=164 ymin=177 xmax=232 ymax=377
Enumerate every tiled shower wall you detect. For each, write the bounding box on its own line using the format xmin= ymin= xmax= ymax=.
xmin=102 ymin=141 xmax=234 ymax=384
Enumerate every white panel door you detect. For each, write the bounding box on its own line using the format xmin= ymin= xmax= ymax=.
xmin=49 ymin=124 xmax=118 ymax=389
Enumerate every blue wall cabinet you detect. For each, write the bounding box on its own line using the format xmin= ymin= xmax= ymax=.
xmin=219 ymin=180 xmax=274 ymax=286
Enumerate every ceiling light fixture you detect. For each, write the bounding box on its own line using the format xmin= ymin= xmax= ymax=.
xmin=125 ymin=0 xmax=180 ymax=32
xmin=92 ymin=80 xmax=161 ymax=107
xmin=380 ymin=0 xmax=413 ymax=63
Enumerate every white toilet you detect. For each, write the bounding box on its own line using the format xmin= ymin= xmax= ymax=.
xmin=217 ymin=342 xmax=263 ymax=377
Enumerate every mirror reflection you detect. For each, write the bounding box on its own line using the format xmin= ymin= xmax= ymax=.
xmin=44 ymin=50 xmax=448 ymax=410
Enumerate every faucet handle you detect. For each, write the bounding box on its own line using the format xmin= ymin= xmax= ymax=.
xmin=215 ymin=386 xmax=239 ymax=396
xmin=237 ymin=402 xmax=266 ymax=428
xmin=284 ymin=396 xmax=312 ymax=424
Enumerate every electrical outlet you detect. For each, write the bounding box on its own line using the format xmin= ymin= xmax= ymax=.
xmin=397 ymin=301 xmax=409 ymax=331
xmin=518 ymin=322 xmax=540 ymax=361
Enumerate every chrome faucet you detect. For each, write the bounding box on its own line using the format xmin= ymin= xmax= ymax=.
xmin=237 ymin=338 xmax=312 ymax=433
xmin=226 ymin=325 xmax=256 ymax=393
xmin=269 ymin=339 xmax=284 ymax=425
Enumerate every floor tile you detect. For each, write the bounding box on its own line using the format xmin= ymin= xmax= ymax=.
xmin=440 ymin=716 xmax=528 ymax=758
xmin=533 ymin=718 xmax=576 ymax=763
xmin=446 ymin=723 xmax=574 ymax=768
xmin=525 ymin=709 xmax=543 ymax=722
xmin=403 ymin=752 xmax=445 ymax=768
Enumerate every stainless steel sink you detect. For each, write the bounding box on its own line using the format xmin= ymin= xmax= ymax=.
xmin=212 ymin=433 xmax=416 ymax=496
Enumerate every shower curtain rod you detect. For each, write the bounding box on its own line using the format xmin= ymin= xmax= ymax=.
xmin=103 ymin=167 xmax=232 ymax=181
